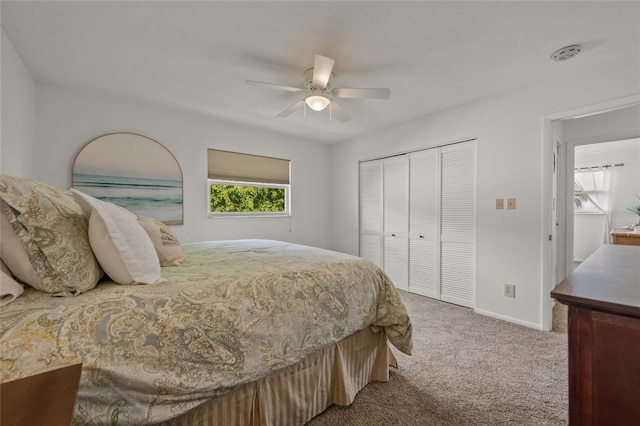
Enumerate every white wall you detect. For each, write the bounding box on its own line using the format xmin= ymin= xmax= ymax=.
xmin=35 ymin=83 xmax=332 ymax=248
xmin=573 ymin=214 xmax=604 ymax=262
xmin=1 ymin=29 xmax=37 ymax=177
xmin=329 ymin=58 xmax=640 ymax=329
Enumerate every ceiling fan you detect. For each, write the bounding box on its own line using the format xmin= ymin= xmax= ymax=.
xmin=246 ymin=55 xmax=391 ymax=123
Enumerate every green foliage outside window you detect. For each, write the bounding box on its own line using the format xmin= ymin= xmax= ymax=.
xmin=210 ymin=184 xmax=286 ymax=213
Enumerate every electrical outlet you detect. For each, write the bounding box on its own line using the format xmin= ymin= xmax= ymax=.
xmin=504 ymin=284 xmax=516 ymax=298
xmin=507 ymin=198 xmax=516 ymax=209
xmin=495 ymin=198 xmax=504 ymax=209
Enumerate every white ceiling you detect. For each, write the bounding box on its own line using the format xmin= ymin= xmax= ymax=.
xmin=2 ymin=1 xmax=639 ymax=144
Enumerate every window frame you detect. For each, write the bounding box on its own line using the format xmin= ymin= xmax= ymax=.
xmin=207 ymin=179 xmax=291 ymax=218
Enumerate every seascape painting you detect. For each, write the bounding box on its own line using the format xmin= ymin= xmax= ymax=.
xmin=73 ymin=133 xmax=183 ymax=225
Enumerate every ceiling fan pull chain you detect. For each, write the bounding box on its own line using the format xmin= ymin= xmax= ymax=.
xmin=329 ymin=102 xmax=332 ymax=120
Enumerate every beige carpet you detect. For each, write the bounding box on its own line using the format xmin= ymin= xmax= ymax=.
xmin=309 ymin=291 xmax=568 ymax=426
xmin=552 ymin=302 xmax=568 ymax=333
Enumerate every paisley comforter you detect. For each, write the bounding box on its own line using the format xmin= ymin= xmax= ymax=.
xmin=0 ymin=239 xmax=412 ymax=425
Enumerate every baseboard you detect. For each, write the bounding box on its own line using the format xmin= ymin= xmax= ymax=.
xmin=474 ymin=308 xmax=544 ymax=330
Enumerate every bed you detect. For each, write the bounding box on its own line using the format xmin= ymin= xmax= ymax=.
xmin=0 ymin=175 xmax=412 ymax=425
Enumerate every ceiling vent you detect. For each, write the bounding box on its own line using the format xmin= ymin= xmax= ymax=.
xmin=551 ymin=44 xmax=582 ymax=62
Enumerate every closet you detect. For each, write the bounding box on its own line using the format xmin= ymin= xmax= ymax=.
xmin=359 ymin=140 xmax=476 ymax=308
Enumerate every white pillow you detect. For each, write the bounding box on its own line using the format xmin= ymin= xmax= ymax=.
xmin=1 ymin=267 xmax=24 ymax=306
xmin=70 ymin=189 xmax=165 ymax=285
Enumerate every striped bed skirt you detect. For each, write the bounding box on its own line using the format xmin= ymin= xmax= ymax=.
xmin=161 ymin=327 xmax=395 ymax=426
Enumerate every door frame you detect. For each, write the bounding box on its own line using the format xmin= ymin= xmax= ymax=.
xmin=542 ymin=94 xmax=640 ymax=330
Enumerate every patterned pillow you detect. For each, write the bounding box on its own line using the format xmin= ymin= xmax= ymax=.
xmin=0 ymin=207 xmax=43 ymax=288
xmin=0 ymin=175 xmax=103 ymax=295
xmin=137 ymin=216 xmax=184 ymax=266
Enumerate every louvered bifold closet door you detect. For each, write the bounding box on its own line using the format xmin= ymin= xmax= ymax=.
xmin=359 ymin=160 xmax=383 ymax=268
xmin=440 ymin=141 xmax=476 ymax=308
xmin=383 ymin=155 xmax=409 ymax=291
xmin=408 ymin=149 xmax=439 ymax=299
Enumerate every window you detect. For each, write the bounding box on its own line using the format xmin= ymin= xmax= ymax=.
xmin=207 ymin=149 xmax=291 ymax=217
xmin=574 ymin=186 xmax=602 ymax=214
xmin=574 ymin=168 xmax=612 ymax=215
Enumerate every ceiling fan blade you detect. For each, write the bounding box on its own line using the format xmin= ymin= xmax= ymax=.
xmin=312 ymin=55 xmax=335 ymax=89
xmin=276 ymin=100 xmax=305 ymax=118
xmin=330 ymin=100 xmax=351 ymax=123
xmin=332 ymin=87 xmax=391 ymax=99
xmin=246 ymin=80 xmax=303 ymax=93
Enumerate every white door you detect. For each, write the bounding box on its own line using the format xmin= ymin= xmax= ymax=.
xmin=359 ymin=160 xmax=383 ymax=268
xmin=359 ymin=142 xmax=476 ymax=305
xmin=408 ymin=149 xmax=440 ymax=298
xmin=440 ymin=141 xmax=476 ymax=308
xmin=383 ymin=155 xmax=409 ymax=291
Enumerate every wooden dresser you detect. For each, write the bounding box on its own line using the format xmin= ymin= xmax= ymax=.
xmin=551 ymin=244 xmax=640 ymax=425
xmin=610 ymin=228 xmax=640 ymax=246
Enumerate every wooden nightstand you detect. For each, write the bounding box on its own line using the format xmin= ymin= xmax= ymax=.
xmin=0 ymin=363 xmax=82 ymax=426
xmin=610 ymin=229 xmax=640 ymax=246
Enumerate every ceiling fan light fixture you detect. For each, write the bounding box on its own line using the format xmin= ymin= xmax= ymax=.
xmin=305 ymin=95 xmax=331 ymax=111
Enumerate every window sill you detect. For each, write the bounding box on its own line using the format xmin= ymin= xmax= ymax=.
xmin=208 ymin=213 xmax=291 ymax=219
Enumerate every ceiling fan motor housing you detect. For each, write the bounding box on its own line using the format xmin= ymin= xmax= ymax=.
xmin=304 ymin=68 xmax=333 ymax=93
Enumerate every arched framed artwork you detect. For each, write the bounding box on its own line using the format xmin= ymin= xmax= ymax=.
xmin=72 ymin=133 xmax=183 ymax=225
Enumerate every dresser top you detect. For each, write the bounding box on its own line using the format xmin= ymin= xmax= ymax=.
xmin=610 ymin=228 xmax=640 ymax=238
xmin=551 ymin=244 xmax=640 ymax=317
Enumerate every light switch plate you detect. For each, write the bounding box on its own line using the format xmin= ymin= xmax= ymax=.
xmin=507 ymin=198 xmax=516 ymax=209
xmin=496 ymin=198 xmax=504 ymax=209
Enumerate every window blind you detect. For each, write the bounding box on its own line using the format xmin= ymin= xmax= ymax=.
xmin=207 ymin=149 xmax=290 ymax=184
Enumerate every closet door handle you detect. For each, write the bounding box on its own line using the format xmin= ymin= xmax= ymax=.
xmin=419 ymin=235 xmax=424 ymax=239
xmin=391 ymin=233 xmax=396 ymax=237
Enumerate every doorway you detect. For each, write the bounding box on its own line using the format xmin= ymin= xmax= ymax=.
xmin=552 ymin=137 xmax=640 ymax=332
xmin=543 ymin=97 xmax=640 ymax=331
xmin=573 ymin=138 xmax=640 ymax=267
